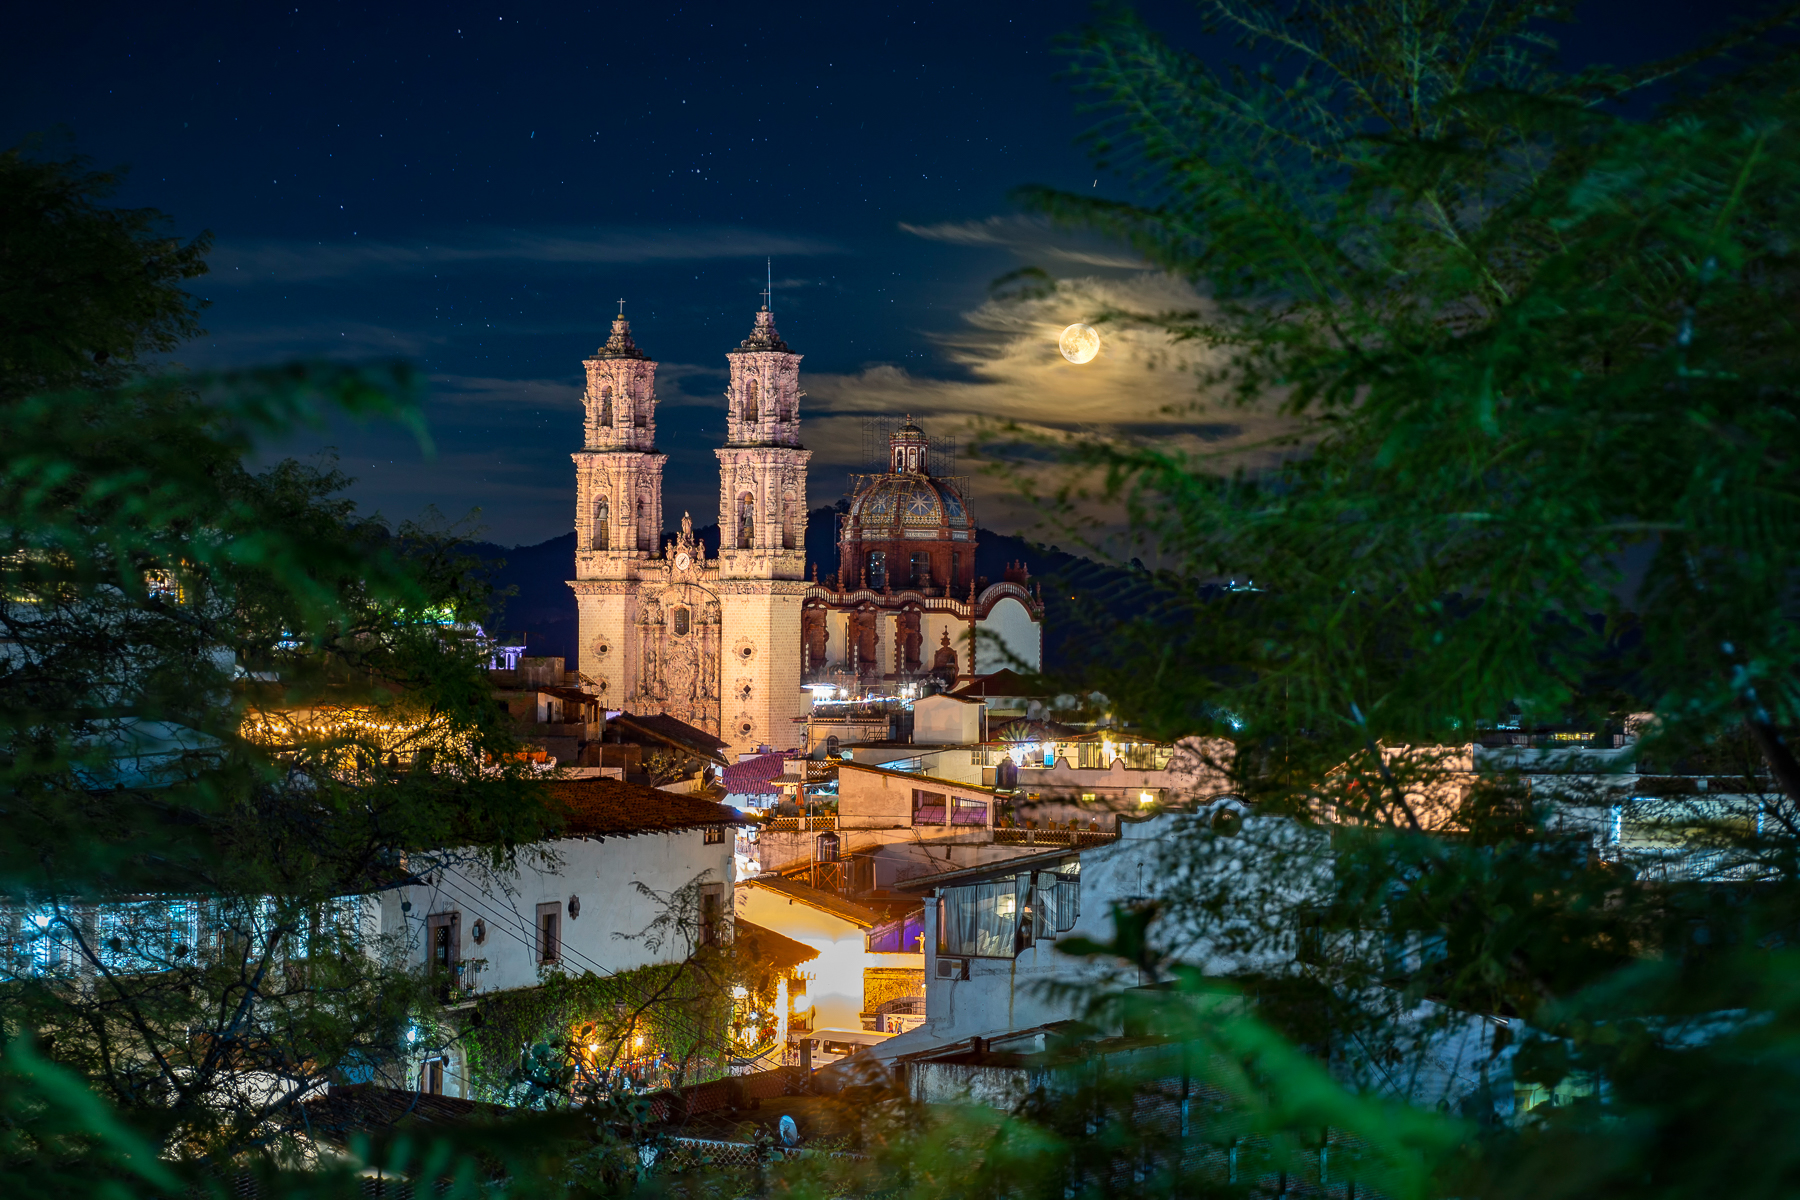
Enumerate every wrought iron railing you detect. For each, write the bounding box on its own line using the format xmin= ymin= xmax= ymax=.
xmin=761 ymin=814 xmax=838 ymax=833
xmin=994 ymin=827 xmax=1119 ymax=849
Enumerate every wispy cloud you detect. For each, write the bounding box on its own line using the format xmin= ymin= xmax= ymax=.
xmin=209 ymin=226 xmax=848 ymax=284
xmin=427 ymin=374 xmax=580 ymax=409
xmin=181 ymin=319 xmax=442 ymax=366
xmin=899 ymin=215 xmax=1148 ymax=270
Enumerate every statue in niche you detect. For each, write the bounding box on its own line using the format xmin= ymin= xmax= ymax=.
xmin=932 ymin=628 xmax=960 ymax=687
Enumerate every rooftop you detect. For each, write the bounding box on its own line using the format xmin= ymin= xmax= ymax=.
xmin=892 ymin=846 xmax=1078 ymax=892
xmin=739 ymin=873 xmax=890 ymax=928
xmin=301 ymin=1084 xmax=510 ymax=1147
xmin=723 ymin=750 xmax=794 ymax=796
xmin=949 ymin=669 xmax=1045 ymax=699
xmin=733 ymin=918 xmax=821 ymax=972
xmin=609 ymin=711 xmax=732 ymax=764
xmin=544 ymin=777 xmax=747 ymax=839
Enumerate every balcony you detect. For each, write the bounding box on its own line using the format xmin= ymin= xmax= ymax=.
xmin=994 ymin=827 xmax=1119 ymax=849
xmin=761 ymin=814 xmax=838 ymax=833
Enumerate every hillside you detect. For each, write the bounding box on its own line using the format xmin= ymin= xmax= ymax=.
xmin=470 ymin=509 xmax=1163 ymax=674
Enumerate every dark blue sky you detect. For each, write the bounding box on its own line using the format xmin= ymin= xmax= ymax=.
xmin=3 ymin=0 xmax=1777 ymax=544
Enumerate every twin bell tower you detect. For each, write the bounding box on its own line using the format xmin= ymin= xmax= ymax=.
xmin=568 ymin=300 xmax=812 ymax=758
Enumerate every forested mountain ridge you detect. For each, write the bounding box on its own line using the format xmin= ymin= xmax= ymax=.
xmin=470 ymin=507 xmax=1165 ymax=675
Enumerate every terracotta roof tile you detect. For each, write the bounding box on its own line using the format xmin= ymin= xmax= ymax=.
xmin=544 ymin=777 xmax=748 ymax=839
xmin=733 ymin=918 xmax=820 ymax=971
xmin=723 ymin=750 xmax=794 ymax=796
xmin=301 ymin=1084 xmax=511 ymax=1146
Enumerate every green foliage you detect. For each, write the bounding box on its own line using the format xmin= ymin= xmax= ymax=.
xmin=0 ymin=140 xmax=209 ymax=404
xmin=462 ymin=964 xmax=729 ymax=1104
xmin=0 ymin=140 xmax=558 ymax=1177
xmin=944 ymin=2 xmax=1800 ymax=1197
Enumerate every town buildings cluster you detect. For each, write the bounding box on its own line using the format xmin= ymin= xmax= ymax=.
xmin=3 ymin=298 xmax=1762 ymax=1167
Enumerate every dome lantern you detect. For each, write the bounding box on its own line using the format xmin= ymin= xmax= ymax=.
xmin=890 ymin=416 xmax=929 ymax=474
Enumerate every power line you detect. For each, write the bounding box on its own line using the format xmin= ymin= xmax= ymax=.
xmin=422 ymin=868 xmax=733 ymax=1059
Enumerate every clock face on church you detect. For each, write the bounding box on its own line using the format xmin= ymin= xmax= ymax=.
xmin=675 ymin=551 xmax=691 ymax=571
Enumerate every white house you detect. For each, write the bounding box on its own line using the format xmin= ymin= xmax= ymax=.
xmin=733 ymin=874 xmax=924 ymax=1052
xmin=874 ymin=807 xmax=1324 ymax=1064
xmin=381 ymin=778 xmax=744 ymax=1097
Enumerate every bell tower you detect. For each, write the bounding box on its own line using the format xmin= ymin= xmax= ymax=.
xmin=715 ymin=302 xmax=811 ymax=754
xmin=571 ymin=308 xmax=665 ymax=705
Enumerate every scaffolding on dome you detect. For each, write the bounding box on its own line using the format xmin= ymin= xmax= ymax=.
xmin=857 ymin=415 xmax=957 ymax=480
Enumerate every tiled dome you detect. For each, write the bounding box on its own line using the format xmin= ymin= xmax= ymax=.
xmin=845 ymin=473 xmax=969 ymax=537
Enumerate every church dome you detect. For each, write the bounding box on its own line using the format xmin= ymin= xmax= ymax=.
xmin=845 ymin=473 xmax=968 ymax=538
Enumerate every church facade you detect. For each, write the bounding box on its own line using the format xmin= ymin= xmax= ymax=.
xmin=569 ymin=304 xmax=1042 ymax=758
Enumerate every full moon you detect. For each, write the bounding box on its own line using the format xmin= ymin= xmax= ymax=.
xmin=1059 ymin=322 xmax=1101 ymax=364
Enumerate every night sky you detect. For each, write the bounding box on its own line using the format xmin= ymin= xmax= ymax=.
xmin=3 ymin=1 xmax=1775 ymax=547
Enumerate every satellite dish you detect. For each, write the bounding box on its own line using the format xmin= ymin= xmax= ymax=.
xmin=779 ymin=1114 xmax=800 ymax=1147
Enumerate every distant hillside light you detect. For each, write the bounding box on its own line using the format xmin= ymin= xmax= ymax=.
xmin=1059 ymin=323 xmax=1101 ymax=364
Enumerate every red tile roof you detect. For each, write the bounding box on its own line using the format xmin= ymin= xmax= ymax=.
xmin=949 ymin=669 xmax=1042 ymax=698
xmin=733 ymin=918 xmax=821 ymax=971
xmin=300 ymin=1084 xmax=511 ymax=1146
xmin=544 ymin=777 xmax=748 ymax=839
xmin=723 ymin=750 xmax=795 ymax=796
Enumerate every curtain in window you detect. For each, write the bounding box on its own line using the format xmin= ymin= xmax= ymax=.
xmin=1035 ymin=872 xmax=1081 ymax=936
xmin=939 ymin=879 xmax=1020 ymax=957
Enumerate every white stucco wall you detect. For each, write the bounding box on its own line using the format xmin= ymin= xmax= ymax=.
xmin=384 ymin=830 xmax=734 ymax=997
xmin=912 ymin=694 xmax=984 ymax=744
xmin=975 ymin=596 xmax=1040 ymax=673
xmin=880 ymin=811 xmax=1323 ymax=1061
xmin=734 ymin=882 xmax=924 ymax=1032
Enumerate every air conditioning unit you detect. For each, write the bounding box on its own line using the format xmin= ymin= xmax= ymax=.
xmin=935 ymin=956 xmax=968 ymax=980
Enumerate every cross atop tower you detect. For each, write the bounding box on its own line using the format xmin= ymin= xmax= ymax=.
xmin=617 ymin=297 xmax=627 ymax=317
xmin=760 ymin=258 xmax=772 ymax=311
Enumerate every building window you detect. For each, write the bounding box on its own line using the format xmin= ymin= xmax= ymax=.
xmin=868 ymin=911 xmax=926 ymax=953
xmin=867 ymin=550 xmax=887 ymax=590
xmin=636 ymin=497 xmax=651 ymax=551
xmin=910 ymin=552 xmax=931 ymax=586
xmin=672 ymin=606 xmax=691 ymax=636
xmin=951 ymin=796 xmax=989 ymax=826
xmin=825 ymin=735 xmax=841 ymax=756
xmin=1034 ymin=871 xmax=1080 ymax=937
xmin=599 ymin=385 xmax=613 ymax=427
xmin=782 ymin=492 xmax=797 ymax=550
xmin=592 ymin=497 xmax=609 ymax=551
xmin=912 ymin=789 xmax=946 ymax=825
xmin=426 ymin=912 xmax=460 ymax=974
xmin=699 ymin=883 xmax=725 ymax=947
xmin=633 ymin=400 xmax=647 ymax=429
xmin=536 ymin=902 xmax=561 ymax=964
xmin=937 ymin=874 xmax=1074 ymax=959
xmin=743 ymin=379 xmax=759 ymax=423
xmin=704 ymin=825 xmax=726 ymax=845
xmin=937 ymin=876 xmax=1028 ymax=958
xmin=420 ymin=1056 xmax=446 ymax=1095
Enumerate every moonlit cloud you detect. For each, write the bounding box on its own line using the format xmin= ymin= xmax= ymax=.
xmin=797 ymin=272 xmax=1301 ymax=539
xmin=208 ymin=226 xmax=848 ymax=284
